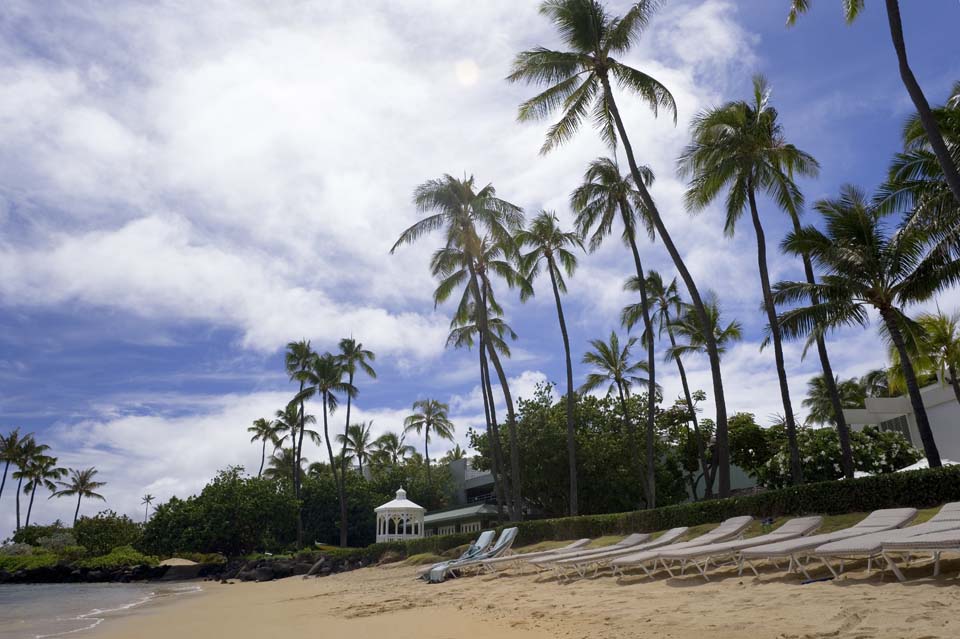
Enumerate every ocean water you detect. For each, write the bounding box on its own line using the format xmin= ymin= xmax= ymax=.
xmin=0 ymin=583 xmax=201 ymax=638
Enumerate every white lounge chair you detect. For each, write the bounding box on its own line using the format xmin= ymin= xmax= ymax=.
xmin=530 ymin=532 xmax=651 ymax=571
xmin=551 ymin=527 xmax=690 ymax=579
xmin=813 ymin=502 xmax=960 ymax=578
xmin=658 ymin=516 xmax=823 ymax=581
xmin=609 ymin=516 xmax=754 ymax=579
xmin=881 ymin=527 xmax=960 ymax=581
xmin=428 ymin=527 xmax=519 ymax=583
xmin=477 ymin=538 xmax=591 ymax=574
xmin=738 ymin=508 xmax=917 ymax=579
xmin=417 ymin=529 xmax=495 ymax=579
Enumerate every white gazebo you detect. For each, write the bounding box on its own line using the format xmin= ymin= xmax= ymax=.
xmin=375 ymin=487 xmax=425 ymax=543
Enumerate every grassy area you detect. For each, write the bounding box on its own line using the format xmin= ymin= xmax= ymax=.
xmin=404 ymin=552 xmax=445 ymax=565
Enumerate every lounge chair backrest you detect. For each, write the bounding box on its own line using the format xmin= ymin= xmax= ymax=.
xmin=460 ymin=530 xmax=495 ymax=559
xmin=706 ymin=516 xmax=753 ymax=538
xmin=769 ymin=516 xmax=822 ymax=537
xmin=929 ymin=502 xmax=960 ymax=522
xmin=614 ymin=532 xmax=649 ymax=547
xmin=853 ymin=508 xmax=917 ymax=530
xmin=485 ymin=527 xmax=519 ymax=557
xmin=656 ymin=527 xmax=689 ymax=543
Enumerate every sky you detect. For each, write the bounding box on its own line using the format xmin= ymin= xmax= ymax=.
xmin=1 ymin=0 xmax=959 ymax=537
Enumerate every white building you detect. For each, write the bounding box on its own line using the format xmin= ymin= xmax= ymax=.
xmin=374 ymin=487 xmax=425 ymax=543
xmin=843 ymin=382 xmax=960 ymax=460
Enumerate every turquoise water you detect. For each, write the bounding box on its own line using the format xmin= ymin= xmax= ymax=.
xmin=0 ymin=583 xmax=201 ymax=638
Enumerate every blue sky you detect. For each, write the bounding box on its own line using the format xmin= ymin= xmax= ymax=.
xmin=1 ymin=0 xmax=958 ymax=535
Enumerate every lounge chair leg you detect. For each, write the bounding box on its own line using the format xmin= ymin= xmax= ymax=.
xmin=839 ymin=559 xmax=845 ymax=575
xmin=934 ymin=552 xmax=941 ymax=577
xmin=884 ymin=553 xmax=906 ymax=582
xmin=821 ymin=557 xmax=839 ymax=579
xmin=867 ymin=557 xmax=872 ymax=574
xmin=749 ymin=559 xmax=760 ymax=577
xmin=699 ymin=559 xmax=710 ymax=581
xmin=664 ymin=560 xmax=676 ymax=578
xmin=786 ymin=556 xmax=794 ymax=574
xmin=679 ymin=560 xmax=686 ymax=576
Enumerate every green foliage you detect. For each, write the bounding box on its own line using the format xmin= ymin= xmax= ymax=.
xmin=36 ymin=531 xmax=78 ymax=554
xmin=77 ymin=546 xmax=158 ymax=569
xmin=0 ymin=542 xmax=34 ymax=556
xmin=10 ymin=522 xmax=68 ymax=546
xmin=74 ymin=510 xmax=142 ymax=557
xmin=0 ymin=551 xmax=57 ymax=572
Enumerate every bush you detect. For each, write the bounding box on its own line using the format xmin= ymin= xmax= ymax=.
xmin=75 ymin=511 xmax=142 ymax=557
xmin=10 ymin=522 xmax=68 ymax=547
xmin=37 ymin=532 xmax=78 ymax=554
xmin=0 ymin=542 xmax=34 ymax=556
xmin=77 ymin=546 xmax=158 ymax=570
xmin=0 ymin=551 xmax=57 ymax=571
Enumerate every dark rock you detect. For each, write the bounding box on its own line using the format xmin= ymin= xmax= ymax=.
xmin=254 ymin=566 xmax=275 ymax=582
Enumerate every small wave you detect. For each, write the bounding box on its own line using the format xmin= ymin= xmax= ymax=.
xmin=34 ymin=585 xmax=202 ymax=639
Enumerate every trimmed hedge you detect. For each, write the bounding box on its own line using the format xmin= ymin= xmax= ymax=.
xmin=333 ymin=465 xmax=960 ymax=561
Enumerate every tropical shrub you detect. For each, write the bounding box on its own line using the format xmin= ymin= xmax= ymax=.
xmin=10 ymin=522 xmax=68 ymax=547
xmin=0 ymin=542 xmax=34 ymax=556
xmin=77 ymin=545 xmax=158 ymax=569
xmin=75 ymin=510 xmax=142 ymax=557
xmin=36 ymin=532 xmax=78 ymax=554
xmin=0 ymin=551 xmax=58 ymax=572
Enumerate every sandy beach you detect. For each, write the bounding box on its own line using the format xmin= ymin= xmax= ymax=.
xmin=92 ymin=554 xmax=960 ymax=639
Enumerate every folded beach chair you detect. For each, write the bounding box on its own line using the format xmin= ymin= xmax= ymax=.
xmin=551 ymin=527 xmax=689 ymax=579
xmin=609 ymin=516 xmax=753 ymax=579
xmin=417 ymin=529 xmax=496 ymax=579
xmin=658 ymin=516 xmax=822 ymax=581
xmin=738 ymin=508 xmax=917 ymax=580
xmin=529 ymin=532 xmax=651 ymax=571
xmin=477 ymin=537 xmax=591 ymax=574
xmin=813 ymin=502 xmax=960 ymax=579
xmin=427 ymin=527 xmax=519 ymax=583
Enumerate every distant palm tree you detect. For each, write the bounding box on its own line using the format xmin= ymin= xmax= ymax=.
xmin=337 ymin=422 xmax=374 ymax=478
xmin=441 ymin=445 xmax=468 ymax=464
xmin=886 ymin=310 xmax=960 ymax=405
xmin=247 ymin=417 xmax=281 ymax=479
xmin=679 ymin=74 xmax=820 ymax=485
xmin=570 ymin=155 xmax=660 ymax=509
xmin=788 ymin=0 xmax=960 ymax=204
xmin=273 ymin=403 xmax=319 ymax=478
xmin=20 ymin=455 xmax=65 ymax=527
xmin=264 ymin=447 xmax=307 ymax=484
xmin=11 ymin=436 xmax=49 ymax=530
xmin=580 ymin=331 xmax=652 ymax=506
xmin=861 ymin=369 xmax=892 ymax=399
xmin=51 ymin=467 xmax=106 ymax=527
xmin=141 ymin=494 xmax=155 ymax=523
xmin=1 ymin=427 xmax=28 ymax=506
xmin=667 ymin=295 xmax=743 ymax=361
xmin=285 ymin=339 xmax=315 ymax=547
xmin=510 ymin=0 xmax=733 ymax=496
xmin=517 ymin=210 xmax=584 ymax=515
xmin=336 ymin=339 xmax=376 ymax=484
xmin=773 ymin=185 xmax=959 ymax=468
xmin=802 ymin=375 xmax=868 ymax=427
xmin=372 ymin=432 xmax=415 ymax=467
xmin=403 ymin=399 xmax=455 ymax=489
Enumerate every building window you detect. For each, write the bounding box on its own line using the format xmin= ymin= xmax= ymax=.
xmin=461 ymin=521 xmax=481 ymax=534
xmin=879 ymin=415 xmax=913 ymax=445
xmin=438 ymin=525 xmax=456 ymax=536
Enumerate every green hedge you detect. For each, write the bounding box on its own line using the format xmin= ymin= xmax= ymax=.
xmin=332 ymin=465 xmax=960 ymax=561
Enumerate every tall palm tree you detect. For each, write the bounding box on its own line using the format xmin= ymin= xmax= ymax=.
xmin=336 ymin=339 xmax=376 ymax=484
xmin=284 ymin=339 xmax=315 ymax=547
xmin=51 ymin=467 xmax=106 ymax=527
xmin=264 ymin=447 xmax=307 ymax=484
xmin=787 ymin=1 xmax=960 ymax=204
xmin=11 ymin=437 xmax=48 ymax=530
xmin=580 ymin=331 xmax=653 ymax=506
xmin=141 ymin=494 xmax=155 ymax=523
xmin=0 ymin=427 xmax=27 ymax=506
xmin=678 ymin=75 xmax=820 ymax=485
xmin=372 ymin=432 xmax=415 ymax=467
xmin=309 ymin=353 xmax=356 ymax=546
xmin=667 ymin=295 xmax=744 ymax=361
xmin=247 ymin=417 xmax=281 ymax=479
xmin=510 ymin=0 xmax=734 ymax=496
xmin=773 ymin=185 xmax=960 ymax=468
xmin=802 ymin=375 xmax=868 ymax=426
xmin=403 ymin=399 xmax=455 ymax=489
xmin=337 ymin=422 xmax=374 ymax=478
xmin=570 ymin=157 xmax=659 ymax=507
xmin=273 ymin=403 xmax=319 ymax=478
xmin=20 ymin=455 xmax=65 ymax=527
xmin=626 ymin=271 xmax=713 ymax=497
xmin=516 ymin=210 xmax=584 ymax=515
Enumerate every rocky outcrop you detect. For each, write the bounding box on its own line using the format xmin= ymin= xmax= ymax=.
xmin=217 ymin=553 xmax=371 ymax=583
xmin=0 ymin=563 xmax=171 ymax=584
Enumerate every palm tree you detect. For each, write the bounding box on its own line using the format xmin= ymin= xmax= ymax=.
xmin=309 ymin=352 xmax=356 ymax=546
xmin=284 ymin=339 xmax=315 ymax=547
xmin=861 ymin=369 xmax=892 ymax=398
xmin=264 ymin=447 xmax=307 ymax=484
xmin=337 ymin=422 xmax=374 ymax=477
xmin=141 ymin=494 xmax=155 ymax=523
xmin=0 ymin=427 xmax=28 ymax=506
xmin=20 ymin=455 xmax=65 ymax=527
xmin=626 ymin=270 xmax=713 ymax=497
xmin=570 ymin=156 xmax=659 ymax=507
xmin=787 ymin=1 xmax=960 ymax=204
xmin=580 ymin=331 xmax=653 ymax=506
xmin=336 ymin=339 xmax=376 ymax=484
xmin=372 ymin=432 xmax=415 ymax=467
xmin=678 ymin=75 xmax=820 ymax=485
xmin=886 ymin=310 xmax=960 ymax=405
xmin=403 ymin=399 xmax=455 ymax=490
xmin=773 ymin=185 xmax=960 ymax=468
xmin=516 ymin=210 xmax=584 ymax=515
xmin=441 ymin=445 xmax=468 ymax=464
xmin=510 ymin=0 xmax=734 ymax=496
xmin=667 ymin=294 xmax=744 ymax=361
xmin=11 ymin=437 xmax=49 ymax=530
xmin=273 ymin=403 xmax=319 ymax=477
xmin=247 ymin=417 xmax=281 ymax=479
xmin=802 ymin=375 xmax=868 ymax=426
xmin=51 ymin=467 xmax=106 ymax=527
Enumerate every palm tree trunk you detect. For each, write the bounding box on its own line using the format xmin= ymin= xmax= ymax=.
xmin=295 ymin=380 xmax=305 ymax=548
xmin=321 ymin=393 xmax=348 ymax=546
xmin=15 ymin=475 xmax=23 ymax=530
xmin=789 ymin=214 xmax=855 ymax=479
xmin=546 ymin=258 xmax=578 ymax=516
xmin=747 ymin=188 xmax=803 ymax=485
xmin=616 ymin=383 xmax=646 ymax=507
xmin=25 ymin=484 xmax=37 ymax=527
xmin=258 ymin=439 xmax=266 ymax=479
xmin=881 ymin=307 xmax=943 ymax=467
xmin=424 ymin=426 xmax=432 ymax=490
xmin=74 ymin=493 xmax=82 ymax=527
xmin=884 ymin=0 xmax=960 ymax=204
xmin=668 ymin=330 xmax=713 ymax=498
xmin=622 ymin=221 xmax=656 ymax=509
xmin=341 ymin=372 xmax=354 ymax=487
xmin=479 ymin=339 xmax=508 ymax=520
xmin=145 ymin=503 xmax=149 ymax=523
xmin=336 ymin=371 xmax=355 ymax=545
xmin=948 ymin=363 xmax=960 ymax=406
xmin=600 ymin=74 xmax=731 ymax=496
xmin=0 ymin=460 xmax=9 ymax=504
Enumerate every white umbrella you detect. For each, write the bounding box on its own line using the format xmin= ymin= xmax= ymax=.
xmin=896 ymin=458 xmax=960 ymax=472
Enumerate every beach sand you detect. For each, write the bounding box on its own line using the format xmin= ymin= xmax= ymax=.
xmin=94 ymin=557 xmax=960 ymax=639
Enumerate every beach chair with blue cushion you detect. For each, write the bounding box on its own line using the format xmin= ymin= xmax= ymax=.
xmin=417 ymin=529 xmax=495 ymax=580
xmin=427 ymin=527 xmax=519 ymax=583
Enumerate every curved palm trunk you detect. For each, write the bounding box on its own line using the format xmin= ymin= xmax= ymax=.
xmin=424 ymin=426 xmax=432 ymax=489
xmin=747 ymin=188 xmax=803 ymax=485
xmin=0 ymin=460 xmax=9 ymax=504
xmin=337 ymin=371 xmax=355 ymax=543
xmin=25 ymin=484 xmax=37 ymax=527
xmin=601 ymin=75 xmax=730 ymax=496
xmin=881 ymin=307 xmax=943 ymax=467
xmin=622 ymin=224 xmax=656 ymax=508
xmin=668 ymin=330 xmax=714 ymax=498
xmin=74 ymin=493 xmax=82 ymax=527
xmin=948 ymin=363 xmax=960 ymax=406
xmin=884 ymin=0 xmax=960 ymax=204
xmin=15 ymin=476 xmax=23 ymax=530
xmin=295 ymin=380 xmax=305 ymax=548
xmin=479 ymin=337 xmax=508 ymax=520
xmin=546 ymin=258 xmax=579 ymax=516
xmin=321 ymin=393 xmax=348 ymax=546
xmin=258 ymin=439 xmax=267 ymax=479
xmin=145 ymin=503 xmax=149 ymax=523
xmin=789 ymin=215 xmax=854 ymax=479
xmin=616 ymin=383 xmax=645 ymax=507
xmin=341 ymin=372 xmax=355 ymax=485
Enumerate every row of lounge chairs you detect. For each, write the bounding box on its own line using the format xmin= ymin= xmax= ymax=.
xmin=425 ymin=503 xmax=960 ymax=584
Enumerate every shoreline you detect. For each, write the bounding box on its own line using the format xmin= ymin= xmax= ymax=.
xmin=85 ymin=558 xmax=960 ymax=639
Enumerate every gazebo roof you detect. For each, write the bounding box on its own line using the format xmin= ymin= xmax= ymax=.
xmin=374 ymin=487 xmax=425 ymax=512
